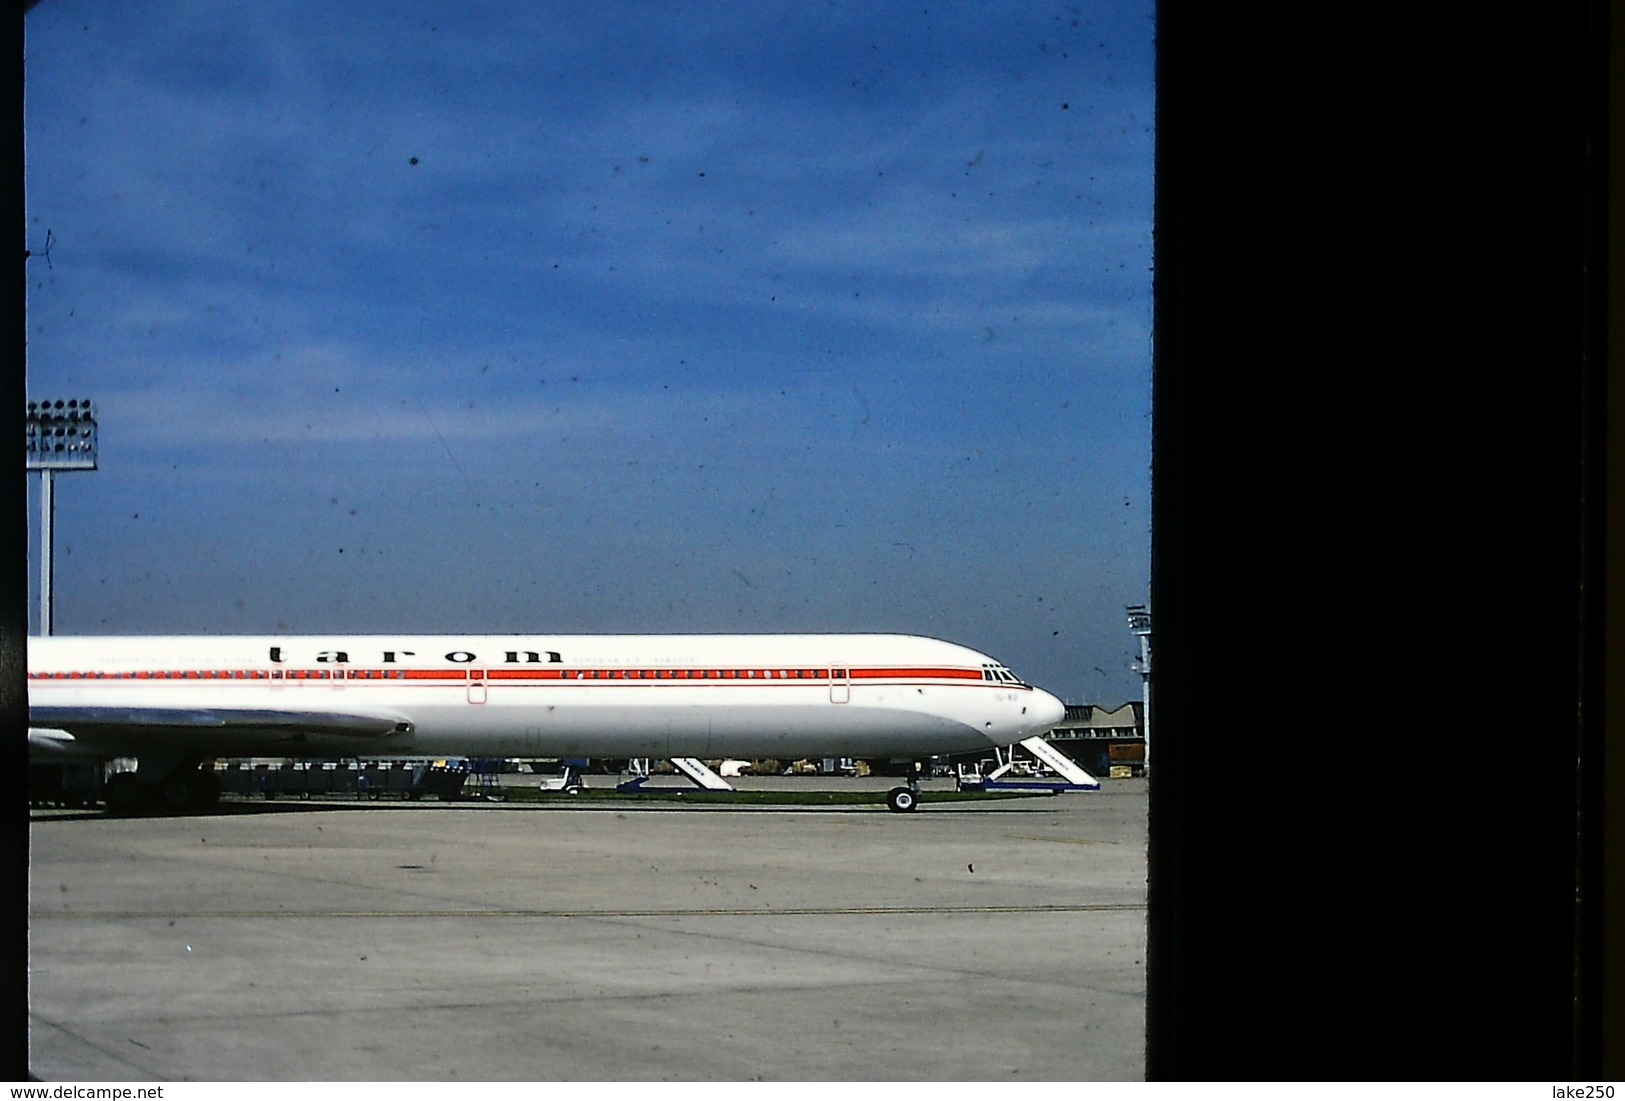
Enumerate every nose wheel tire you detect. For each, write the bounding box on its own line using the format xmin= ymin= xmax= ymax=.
xmin=885 ymin=786 xmax=919 ymax=813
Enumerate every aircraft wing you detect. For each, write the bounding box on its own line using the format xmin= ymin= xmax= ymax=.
xmin=27 ymin=706 xmax=414 ymax=757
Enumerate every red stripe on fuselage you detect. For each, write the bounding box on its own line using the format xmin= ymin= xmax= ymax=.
xmin=30 ymin=666 xmax=1005 ymax=685
xmin=851 ymin=667 xmax=983 ymax=680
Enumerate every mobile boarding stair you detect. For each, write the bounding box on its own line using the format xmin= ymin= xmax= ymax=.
xmin=956 ymin=736 xmax=1101 ymax=793
xmin=616 ymin=757 xmax=735 ymax=793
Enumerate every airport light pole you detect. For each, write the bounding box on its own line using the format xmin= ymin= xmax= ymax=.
xmin=1126 ymin=604 xmax=1152 ymax=773
xmin=26 ymin=399 xmax=98 ymax=636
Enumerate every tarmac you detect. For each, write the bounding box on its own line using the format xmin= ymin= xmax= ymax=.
xmin=27 ymin=775 xmax=1148 ymax=1082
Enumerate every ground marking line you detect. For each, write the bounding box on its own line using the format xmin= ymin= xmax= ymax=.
xmin=1003 ymin=833 xmax=1115 ymax=845
xmin=34 ymin=902 xmax=1146 ymax=920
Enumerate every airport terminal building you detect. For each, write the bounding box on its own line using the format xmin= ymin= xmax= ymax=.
xmin=1042 ymin=701 xmax=1145 ymax=777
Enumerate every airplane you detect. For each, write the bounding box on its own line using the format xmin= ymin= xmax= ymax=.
xmin=27 ymin=633 xmax=1067 ymax=814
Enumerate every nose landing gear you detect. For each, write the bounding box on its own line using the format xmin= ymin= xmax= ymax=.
xmin=885 ymin=786 xmax=918 ymax=813
xmin=885 ymin=761 xmax=923 ymax=813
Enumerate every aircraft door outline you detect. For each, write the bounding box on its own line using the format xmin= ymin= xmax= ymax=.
xmin=829 ymin=664 xmax=850 ymax=704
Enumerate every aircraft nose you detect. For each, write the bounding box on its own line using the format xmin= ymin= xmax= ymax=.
xmin=1026 ymin=688 xmax=1066 ymax=735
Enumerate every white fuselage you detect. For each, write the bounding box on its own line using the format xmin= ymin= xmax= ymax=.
xmin=28 ymin=634 xmax=1067 ymax=761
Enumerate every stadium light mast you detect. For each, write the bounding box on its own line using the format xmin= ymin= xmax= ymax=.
xmin=1126 ymin=604 xmax=1152 ymax=773
xmin=26 ymin=399 xmax=99 ymax=636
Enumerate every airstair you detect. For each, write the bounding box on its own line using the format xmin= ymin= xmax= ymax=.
xmin=670 ymin=757 xmax=735 ymax=790
xmin=957 ymin=736 xmax=1100 ymax=793
xmin=616 ymin=756 xmax=736 ymax=792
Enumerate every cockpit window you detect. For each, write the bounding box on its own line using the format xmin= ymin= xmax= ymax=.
xmin=981 ymin=663 xmax=1028 ymax=686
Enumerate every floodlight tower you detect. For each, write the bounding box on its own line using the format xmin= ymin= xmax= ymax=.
xmin=1126 ymin=604 xmax=1152 ymax=773
xmin=26 ymin=399 xmax=99 ymax=635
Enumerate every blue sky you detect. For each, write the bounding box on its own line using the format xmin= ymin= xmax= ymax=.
xmin=24 ymin=2 xmax=1153 ymax=704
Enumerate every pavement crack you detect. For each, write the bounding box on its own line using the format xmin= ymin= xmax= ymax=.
xmin=29 ymin=1013 xmax=161 ymax=1080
